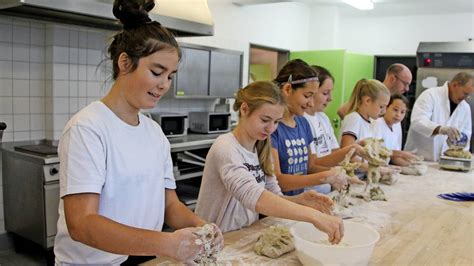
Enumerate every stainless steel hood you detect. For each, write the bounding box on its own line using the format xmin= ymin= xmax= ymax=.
xmin=417 ymin=41 xmax=474 ymax=54
xmin=416 ymin=41 xmax=474 ymax=69
xmin=0 ymin=0 xmax=214 ymax=36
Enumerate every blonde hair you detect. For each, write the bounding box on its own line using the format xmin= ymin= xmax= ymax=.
xmin=234 ymin=81 xmax=286 ymax=176
xmin=347 ymin=79 xmax=390 ymax=113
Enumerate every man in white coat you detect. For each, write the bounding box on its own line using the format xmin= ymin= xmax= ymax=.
xmin=405 ymin=72 xmax=473 ymax=161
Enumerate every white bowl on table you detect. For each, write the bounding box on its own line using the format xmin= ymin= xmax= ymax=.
xmin=290 ymin=221 xmax=380 ymax=266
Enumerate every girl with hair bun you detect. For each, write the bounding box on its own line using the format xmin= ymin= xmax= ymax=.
xmin=54 ymin=0 xmax=223 ymax=264
xmin=196 ymin=81 xmax=344 ymax=244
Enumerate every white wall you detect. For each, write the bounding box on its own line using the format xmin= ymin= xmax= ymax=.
xmin=196 ymin=1 xmax=473 ymax=59
xmin=308 ymin=6 xmax=341 ymax=50
xmin=179 ymin=0 xmax=312 ymax=85
xmin=337 ymin=12 xmax=474 ymax=55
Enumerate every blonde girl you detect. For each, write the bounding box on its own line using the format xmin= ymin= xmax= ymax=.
xmin=196 ymin=81 xmax=344 ymax=244
xmin=339 ymin=79 xmax=400 ymax=176
xmin=340 ymin=79 xmax=390 ymax=148
xmin=270 ymin=59 xmax=349 ymax=197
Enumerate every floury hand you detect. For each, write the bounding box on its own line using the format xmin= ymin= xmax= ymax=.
xmin=439 ymin=126 xmax=460 ymax=141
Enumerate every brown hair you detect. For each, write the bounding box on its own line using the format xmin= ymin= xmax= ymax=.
xmin=234 ymin=81 xmax=286 ymax=176
xmin=273 ymin=59 xmax=319 ymax=90
xmin=109 ymin=0 xmax=181 ymax=79
xmin=388 ymin=93 xmax=409 ymax=107
xmin=347 ymin=79 xmax=390 ymax=113
xmin=311 ymin=65 xmax=334 ymax=86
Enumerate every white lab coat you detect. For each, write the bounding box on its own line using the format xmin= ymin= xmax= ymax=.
xmin=405 ymin=82 xmax=472 ymax=161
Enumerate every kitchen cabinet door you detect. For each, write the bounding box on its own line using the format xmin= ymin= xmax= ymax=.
xmin=175 ymin=47 xmax=210 ymax=97
xmin=162 ymin=76 xmax=176 ymax=99
xmin=209 ymin=50 xmax=243 ymax=98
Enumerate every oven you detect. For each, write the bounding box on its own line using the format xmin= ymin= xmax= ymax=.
xmin=148 ymin=112 xmax=188 ymax=137
xmin=188 ymin=111 xmax=231 ymax=134
xmin=2 ymin=142 xmax=59 ymax=249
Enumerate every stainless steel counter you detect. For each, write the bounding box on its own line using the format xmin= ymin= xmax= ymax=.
xmin=1 ymin=133 xmax=221 ymax=163
xmin=1 ymin=140 xmax=59 ymax=164
xmin=168 ymin=133 xmax=221 ymax=152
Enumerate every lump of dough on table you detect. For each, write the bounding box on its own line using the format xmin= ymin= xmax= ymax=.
xmin=400 ymin=164 xmax=428 ymax=176
xmin=254 ymin=225 xmax=295 ymax=259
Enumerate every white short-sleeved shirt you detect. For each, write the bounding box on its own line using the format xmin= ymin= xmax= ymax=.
xmin=340 ymin=111 xmax=380 ymax=141
xmin=54 ymin=101 xmax=176 ymax=265
xmin=376 ymin=118 xmax=402 ymax=150
xmin=304 ymin=112 xmax=339 ymax=157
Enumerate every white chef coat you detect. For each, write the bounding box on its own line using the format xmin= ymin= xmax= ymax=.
xmin=404 ymin=82 xmax=472 ymax=162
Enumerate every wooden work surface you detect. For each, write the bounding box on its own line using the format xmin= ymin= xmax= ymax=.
xmin=144 ymin=163 xmax=474 ymax=265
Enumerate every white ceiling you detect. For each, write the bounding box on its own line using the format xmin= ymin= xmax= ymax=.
xmin=232 ymin=0 xmax=474 ymax=17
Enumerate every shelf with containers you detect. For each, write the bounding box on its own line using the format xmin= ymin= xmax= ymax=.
xmin=169 ymin=133 xmax=221 ymax=211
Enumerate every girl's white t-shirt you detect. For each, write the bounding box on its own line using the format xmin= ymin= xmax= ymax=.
xmin=376 ymin=117 xmax=402 ymax=150
xmin=340 ymin=111 xmax=380 ymax=141
xmin=54 ymin=101 xmax=175 ymax=265
xmin=304 ymin=112 xmax=339 ymax=157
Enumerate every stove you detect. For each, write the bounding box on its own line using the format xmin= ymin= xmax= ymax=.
xmin=14 ymin=144 xmax=58 ymax=156
xmin=3 ymin=142 xmax=60 ymax=249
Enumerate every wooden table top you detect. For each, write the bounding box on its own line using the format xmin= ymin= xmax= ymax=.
xmin=144 ymin=163 xmax=474 ymax=265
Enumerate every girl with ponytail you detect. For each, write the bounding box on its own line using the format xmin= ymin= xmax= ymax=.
xmin=196 ymin=81 xmax=343 ymax=245
xmin=340 ymin=78 xmax=399 ymax=177
xmin=270 ymin=60 xmax=349 ymax=196
xmin=340 ymin=78 xmax=390 ymax=147
xmin=54 ymin=0 xmax=222 ymax=264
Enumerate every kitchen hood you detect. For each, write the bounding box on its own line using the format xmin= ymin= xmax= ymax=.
xmin=416 ymin=41 xmax=474 ymax=69
xmin=417 ymin=41 xmax=474 ymax=54
xmin=0 ymin=0 xmax=214 ymax=36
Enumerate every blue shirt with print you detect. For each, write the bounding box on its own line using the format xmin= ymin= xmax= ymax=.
xmin=271 ymin=116 xmax=314 ymax=196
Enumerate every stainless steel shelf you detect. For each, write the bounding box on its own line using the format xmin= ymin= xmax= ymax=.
xmin=175 ymin=171 xmax=203 ymax=181
xmin=169 ymin=133 xmax=221 ymax=152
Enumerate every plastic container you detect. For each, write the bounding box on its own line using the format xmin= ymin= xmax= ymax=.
xmin=447 ymin=132 xmax=468 ymax=148
xmin=290 ymin=221 xmax=380 ymax=266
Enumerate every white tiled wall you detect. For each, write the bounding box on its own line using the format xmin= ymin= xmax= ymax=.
xmin=0 ymin=14 xmax=217 ymax=236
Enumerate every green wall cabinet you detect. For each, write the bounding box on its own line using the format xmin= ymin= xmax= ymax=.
xmin=290 ymin=50 xmax=374 ymax=137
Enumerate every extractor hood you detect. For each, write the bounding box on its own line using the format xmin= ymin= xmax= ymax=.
xmin=0 ymin=0 xmax=214 ymax=36
xmin=416 ymin=41 xmax=474 ymax=68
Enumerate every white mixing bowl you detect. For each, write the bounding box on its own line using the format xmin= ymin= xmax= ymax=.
xmin=290 ymin=221 xmax=380 ymax=266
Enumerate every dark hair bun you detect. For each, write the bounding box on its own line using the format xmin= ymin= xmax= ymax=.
xmin=113 ymin=0 xmax=155 ymax=30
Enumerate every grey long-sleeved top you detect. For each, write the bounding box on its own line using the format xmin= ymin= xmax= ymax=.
xmin=195 ymin=133 xmax=282 ymax=233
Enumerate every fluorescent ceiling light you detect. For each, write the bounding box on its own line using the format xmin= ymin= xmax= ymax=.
xmin=342 ymin=0 xmax=374 ymax=10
